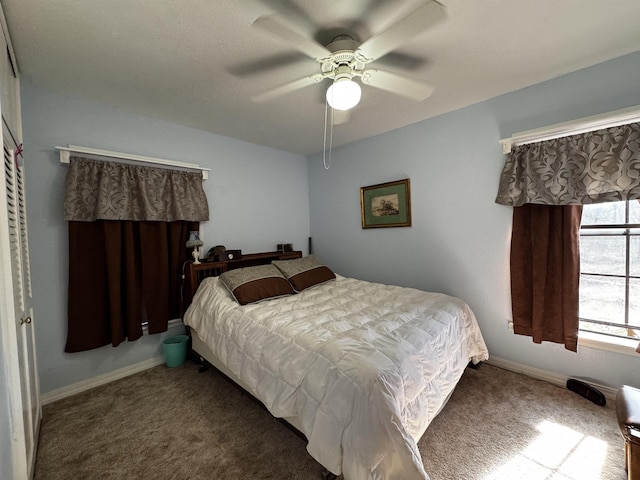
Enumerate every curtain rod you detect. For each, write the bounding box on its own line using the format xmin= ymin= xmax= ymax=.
xmin=499 ymin=105 xmax=640 ymax=154
xmin=56 ymin=145 xmax=211 ymax=180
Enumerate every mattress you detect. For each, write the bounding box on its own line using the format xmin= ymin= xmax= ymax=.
xmin=183 ymin=274 xmax=489 ymax=480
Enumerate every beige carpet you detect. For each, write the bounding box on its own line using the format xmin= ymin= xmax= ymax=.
xmin=34 ymin=363 xmax=626 ymax=480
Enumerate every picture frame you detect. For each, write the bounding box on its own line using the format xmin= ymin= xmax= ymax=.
xmin=360 ymin=178 xmax=411 ymax=229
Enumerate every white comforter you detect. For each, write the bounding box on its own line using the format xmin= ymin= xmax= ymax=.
xmin=183 ymin=275 xmax=489 ymax=480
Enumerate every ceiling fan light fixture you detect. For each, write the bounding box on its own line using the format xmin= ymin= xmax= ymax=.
xmin=326 ymin=78 xmax=361 ymax=111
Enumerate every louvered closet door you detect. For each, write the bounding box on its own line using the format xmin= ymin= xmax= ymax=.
xmin=2 ymin=122 xmax=40 ymax=478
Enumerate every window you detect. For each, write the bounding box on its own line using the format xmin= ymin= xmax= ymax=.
xmin=579 ymin=200 xmax=640 ymax=339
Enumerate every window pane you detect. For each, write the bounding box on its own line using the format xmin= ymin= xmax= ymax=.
xmin=579 ymin=200 xmax=637 ymax=339
xmin=630 ymin=278 xmax=640 ymax=331
xmin=580 ymin=236 xmax=626 ymax=275
xmin=581 ymin=202 xmax=626 ymax=225
xmin=632 ymin=234 xmax=640 ymax=277
xmin=630 ymin=199 xmax=640 ymax=224
xmin=579 ymin=319 xmax=631 ymax=337
xmin=579 ymin=275 xmax=625 ymax=323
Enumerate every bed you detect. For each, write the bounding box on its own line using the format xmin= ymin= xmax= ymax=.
xmin=182 ymin=252 xmax=489 ymax=480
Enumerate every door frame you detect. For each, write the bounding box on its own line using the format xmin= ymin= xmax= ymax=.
xmin=0 ymin=123 xmax=40 ymax=479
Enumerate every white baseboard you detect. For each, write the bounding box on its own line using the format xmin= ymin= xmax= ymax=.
xmin=40 ymin=353 xmax=618 ymax=406
xmin=486 ymin=356 xmax=618 ymax=401
xmin=40 ymin=357 xmax=165 ymax=405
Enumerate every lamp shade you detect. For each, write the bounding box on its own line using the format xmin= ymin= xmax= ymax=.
xmin=326 ymin=78 xmax=361 ymax=111
xmin=186 ymin=231 xmax=203 ymax=248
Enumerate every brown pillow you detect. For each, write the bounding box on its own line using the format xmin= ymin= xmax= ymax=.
xmin=219 ymin=264 xmax=295 ymax=305
xmin=272 ymin=255 xmax=336 ymax=292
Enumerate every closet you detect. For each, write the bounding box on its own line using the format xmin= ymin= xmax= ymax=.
xmin=0 ymin=2 xmax=41 ymax=478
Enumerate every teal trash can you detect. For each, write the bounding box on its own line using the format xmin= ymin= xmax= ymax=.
xmin=162 ymin=334 xmax=189 ymax=367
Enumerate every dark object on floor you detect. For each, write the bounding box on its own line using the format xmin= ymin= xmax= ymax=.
xmin=321 ymin=468 xmax=337 ymax=480
xmin=567 ymin=378 xmax=606 ymax=406
xmin=468 ymin=361 xmax=483 ymax=370
xmin=617 ymin=385 xmax=640 ymax=480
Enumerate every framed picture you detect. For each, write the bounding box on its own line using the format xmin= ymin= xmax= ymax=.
xmin=360 ymin=179 xmax=411 ymax=229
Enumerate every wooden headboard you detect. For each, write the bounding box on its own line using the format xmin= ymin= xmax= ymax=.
xmin=182 ymin=250 xmax=302 ymax=312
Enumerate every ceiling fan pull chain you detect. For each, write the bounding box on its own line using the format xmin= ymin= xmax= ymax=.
xmin=329 ymin=109 xmax=334 ymax=168
xmin=323 ymin=100 xmax=332 ymax=170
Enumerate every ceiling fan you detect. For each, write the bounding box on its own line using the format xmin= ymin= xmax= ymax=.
xmin=251 ymin=0 xmax=447 ymax=112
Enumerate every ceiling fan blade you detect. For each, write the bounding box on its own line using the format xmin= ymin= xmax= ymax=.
xmin=360 ymin=69 xmax=434 ymax=101
xmin=252 ymin=73 xmax=324 ymax=103
xmin=230 ymin=53 xmax=309 ymax=77
xmin=253 ymin=0 xmax=315 ymax=32
xmin=377 ymin=51 xmax=429 ymax=72
xmin=357 ymin=1 xmax=446 ymax=61
xmin=253 ymin=15 xmax=331 ymax=60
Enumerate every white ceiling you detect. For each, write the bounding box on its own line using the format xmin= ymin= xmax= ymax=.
xmin=3 ymin=0 xmax=640 ymax=156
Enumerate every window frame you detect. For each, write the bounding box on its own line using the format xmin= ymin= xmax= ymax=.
xmin=579 ymin=200 xmax=640 ymax=344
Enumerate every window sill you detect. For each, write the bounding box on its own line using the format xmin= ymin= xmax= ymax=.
xmin=578 ymin=331 xmax=639 ymax=356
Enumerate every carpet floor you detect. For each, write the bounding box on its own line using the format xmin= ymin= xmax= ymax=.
xmin=34 ymin=362 xmax=626 ymax=479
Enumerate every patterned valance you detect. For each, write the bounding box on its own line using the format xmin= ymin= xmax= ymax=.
xmin=495 ymin=122 xmax=640 ymax=206
xmin=64 ymin=157 xmax=209 ymax=222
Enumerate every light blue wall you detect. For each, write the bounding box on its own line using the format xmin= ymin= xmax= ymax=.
xmin=21 ymin=84 xmax=310 ymax=394
xmin=22 ymin=50 xmax=640 ymax=396
xmin=309 ymin=50 xmax=640 ymax=389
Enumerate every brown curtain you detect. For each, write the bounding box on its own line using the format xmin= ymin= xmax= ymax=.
xmin=64 ymin=157 xmax=209 ymax=352
xmin=65 ymin=220 xmax=198 ymax=352
xmin=497 ymin=122 xmax=640 ymax=351
xmin=510 ymin=204 xmax=583 ymax=352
